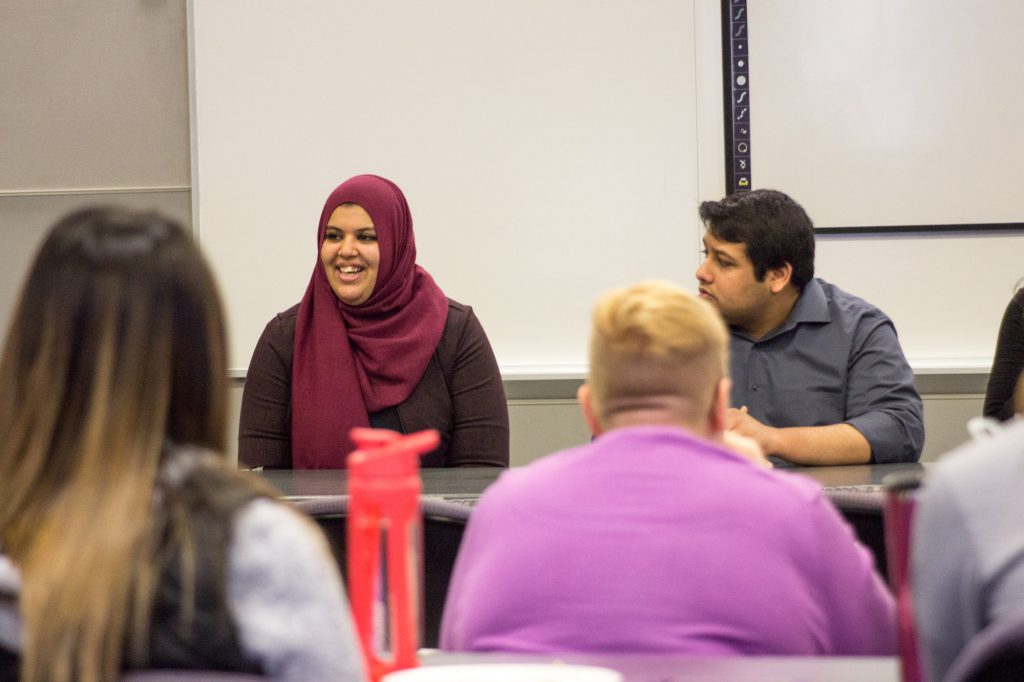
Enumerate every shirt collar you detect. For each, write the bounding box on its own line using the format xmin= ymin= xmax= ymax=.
xmin=738 ymin=277 xmax=831 ymax=342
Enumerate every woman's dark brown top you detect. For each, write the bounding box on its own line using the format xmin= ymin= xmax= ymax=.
xmin=239 ymin=299 xmax=510 ymax=468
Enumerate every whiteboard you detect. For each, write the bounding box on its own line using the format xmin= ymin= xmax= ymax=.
xmin=188 ymin=1 xmax=720 ymax=373
xmin=746 ymin=0 xmax=1024 ymax=230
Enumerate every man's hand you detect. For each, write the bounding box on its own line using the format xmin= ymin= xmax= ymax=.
xmin=725 ymin=406 xmax=873 ymax=465
xmin=725 ymin=406 xmax=779 ymax=455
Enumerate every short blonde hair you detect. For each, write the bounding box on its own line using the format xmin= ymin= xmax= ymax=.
xmin=587 ymin=281 xmax=729 ymax=424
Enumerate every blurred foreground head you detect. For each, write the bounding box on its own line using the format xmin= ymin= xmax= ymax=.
xmin=582 ymin=280 xmax=729 ymax=435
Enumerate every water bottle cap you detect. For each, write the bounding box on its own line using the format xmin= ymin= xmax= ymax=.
xmin=347 ymin=428 xmax=440 ymax=476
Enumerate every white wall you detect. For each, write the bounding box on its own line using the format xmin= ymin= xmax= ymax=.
xmin=0 ymin=0 xmax=191 ymax=346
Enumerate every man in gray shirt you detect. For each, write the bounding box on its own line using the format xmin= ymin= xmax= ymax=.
xmin=695 ymin=189 xmax=923 ymax=465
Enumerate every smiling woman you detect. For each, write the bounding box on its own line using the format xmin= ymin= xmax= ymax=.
xmin=238 ymin=175 xmax=510 ymax=469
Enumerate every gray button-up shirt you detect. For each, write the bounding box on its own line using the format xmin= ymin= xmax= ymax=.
xmin=729 ymin=278 xmax=923 ymax=463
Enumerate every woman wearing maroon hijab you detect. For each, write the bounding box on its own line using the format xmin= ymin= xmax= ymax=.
xmin=238 ymin=175 xmax=509 ymax=468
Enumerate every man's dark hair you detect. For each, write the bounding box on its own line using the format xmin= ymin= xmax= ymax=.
xmin=698 ymin=189 xmax=816 ymax=290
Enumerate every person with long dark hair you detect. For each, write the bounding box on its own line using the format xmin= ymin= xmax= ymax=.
xmin=0 ymin=207 xmax=365 ymax=682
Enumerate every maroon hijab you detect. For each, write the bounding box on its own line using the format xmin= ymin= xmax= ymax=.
xmin=291 ymin=175 xmax=449 ymax=468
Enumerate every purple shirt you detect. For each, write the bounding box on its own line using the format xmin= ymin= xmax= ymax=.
xmin=440 ymin=426 xmax=895 ymax=654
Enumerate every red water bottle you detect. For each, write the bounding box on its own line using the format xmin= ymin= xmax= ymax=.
xmin=347 ymin=427 xmax=439 ymax=682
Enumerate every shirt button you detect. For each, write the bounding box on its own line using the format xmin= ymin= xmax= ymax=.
xmin=752 ymin=384 xmax=759 ymax=391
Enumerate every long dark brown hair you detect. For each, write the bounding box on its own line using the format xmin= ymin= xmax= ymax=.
xmin=0 ymin=207 xmax=240 ymax=681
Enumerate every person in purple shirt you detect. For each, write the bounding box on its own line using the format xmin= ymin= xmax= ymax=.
xmin=440 ymin=281 xmax=895 ymax=655
xmin=696 ymin=189 xmax=923 ymax=465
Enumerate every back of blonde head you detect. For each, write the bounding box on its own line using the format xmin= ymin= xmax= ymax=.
xmin=587 ymin=281 xmax=729 ymax=429
xmin=0 ymin=207 xmax=231 ymax=682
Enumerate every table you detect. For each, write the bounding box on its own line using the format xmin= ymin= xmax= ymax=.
xmin=416 ymin=651 xmax=900 ymax=682
xmin=259 ymin=466 xmax=504 ymax=498
xmin=793 ymin=462 xmax=925 ymax=488
xmin=260 ymin=462 xmax=924 ymax=499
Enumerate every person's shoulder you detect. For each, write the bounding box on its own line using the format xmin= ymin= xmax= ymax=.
xmin=689 ymin=442 xmax=828 ymax=515
xmin=915 ymin=422 xmax=1024 ymax=559
xmin=273 ymin=303 xmax=301 ymax=325
xmin=278 ymin=302 xmax=301 ymax=317
xmin=446 ymin=297 xmax=471 ymax=314
xmin=927 ymin=418 xmax=1024 ymax=499
xmin=767 ymin=468 xmax=830 ymax=503
xmin=440 ymin=297 xmax=486 ymax=342
xmin=1010 ymin=286 xmax=1024 ymax=308
xmin=814 ymin=278 xmax=895 ymax=329
xmin=689 ymin=439 xmax=830 ymax=516
xmin=476 ymin=452 xmax=551 ymax=498
xmin=444 ymin=298 xmax=475 ymax=325
xmin=233 ymin=496 xmax=313 ymax=541
xmin=229 ymin=497 xmax=334 ymax=580
xmin=471 ymin=442 xmax=588 ymax=513
xmin=258 ymin=304 xmax=300 ymax=345
xmin=666 ymin=432 xmax=825 ymax=513
xmin=728 ymin=467 xmax=850 ymax=538
xmin=816 ymin=278 xmax=883 ymax=314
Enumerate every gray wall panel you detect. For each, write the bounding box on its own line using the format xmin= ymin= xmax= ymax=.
xmin=1 ymin=0 xmax=189 ymax=190
xmin=0 ymin=190 xmax=192 ymax=342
